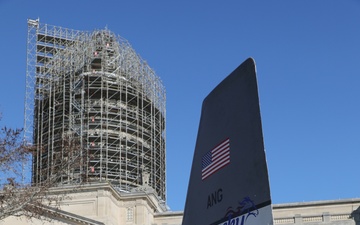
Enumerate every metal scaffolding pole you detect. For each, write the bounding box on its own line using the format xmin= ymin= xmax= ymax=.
xmin=25 ymin=19 xmax=166 ymax=201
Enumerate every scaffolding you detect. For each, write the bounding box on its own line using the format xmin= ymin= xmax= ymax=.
xmin=25 ymin=19 xmax=166 ymax=201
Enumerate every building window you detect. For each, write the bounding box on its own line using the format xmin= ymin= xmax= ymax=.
xmin=127 ymin=207 xmax=134 ymax=221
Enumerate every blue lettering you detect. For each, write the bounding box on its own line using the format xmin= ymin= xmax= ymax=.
xmin=222 ymin=215 xmax=245 ymax=225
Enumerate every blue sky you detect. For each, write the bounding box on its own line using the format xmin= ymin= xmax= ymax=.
xmin=0 ymin=0 xmax=360 ymax=211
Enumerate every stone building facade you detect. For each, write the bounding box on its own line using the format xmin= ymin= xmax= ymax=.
xmin=1 ymin=182 xmax=359 ymax=225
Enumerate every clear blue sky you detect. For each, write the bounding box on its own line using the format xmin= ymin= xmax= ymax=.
xmin=0 ymin=0 xmax=359 ymax=211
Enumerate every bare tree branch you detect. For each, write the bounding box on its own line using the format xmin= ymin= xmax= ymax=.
xmin=0 ymin=126 xmax=86 ymax=221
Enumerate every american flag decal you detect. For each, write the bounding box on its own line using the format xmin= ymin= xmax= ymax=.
xmin=201 ymin=138 xmax=230 ymax=180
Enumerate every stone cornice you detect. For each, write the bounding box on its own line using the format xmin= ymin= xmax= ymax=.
xmin=273 ymin=198 xmax=360 ymax=209
xmin=48 ymin=182 xmax=167 ymax=212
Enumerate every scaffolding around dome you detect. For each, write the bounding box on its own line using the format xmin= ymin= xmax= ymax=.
xmin=25 ymin=19 xmax=166 ymax=200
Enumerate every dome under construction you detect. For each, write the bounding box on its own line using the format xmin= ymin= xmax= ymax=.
xmin=25 ymin=19 xmax=166 ymax=200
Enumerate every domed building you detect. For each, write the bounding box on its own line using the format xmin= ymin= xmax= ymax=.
xmin=25 ymin=19 xmax=166 ymax=201
xmin=2 ymin=19 xmax=359 ymax=225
